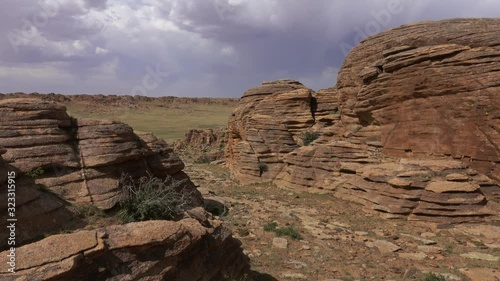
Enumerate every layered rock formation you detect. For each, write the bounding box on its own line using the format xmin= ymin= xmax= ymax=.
xmin=0 ymin=98 xmax=203 ymax=249
xmin=174 ymin=129 xmax=227 ymax=162
xmin=226 ymin=79 xmax=315 ymax=183
xmin=0 ymin=156 xmax=80 ymax=254
xmin=0 ymin=219 xmax=249 ymax=281
xmin=226 ymin=18 xmax=500 ymax=222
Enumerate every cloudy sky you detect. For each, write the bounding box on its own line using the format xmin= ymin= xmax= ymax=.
xmin=0 ymin=0 xmax=498 ymax=97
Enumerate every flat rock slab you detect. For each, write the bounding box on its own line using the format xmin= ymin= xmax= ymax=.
xmin=0 ymin=230 xmax=97 ymax=272
xmin=365 ymin=240 xmax=401 ymax=253
xmin=446 ymin=173 xmax=469 ymax=182
xmin=417 ymin=246 xmax=443 ymax=254
xmin=398 ymin=252 xmax=427 ymax=261
xmin=400 ymin=233 xmax=437 ymax=245
xmin=460 ymin=252 xmax=500 ymax=262
xmin=281 ymin=273 xmax=307 ymax=279
xmin=272 ymin=237 xmax=289 ymax=249
xmin=426 ymin=181 xmax=479 ymax=193
xmin=459 ymin=268 xmax=500 ymax=281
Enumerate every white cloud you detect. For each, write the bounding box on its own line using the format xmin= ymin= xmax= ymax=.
xmin=95 ymin=46 xmax=109 ymax=54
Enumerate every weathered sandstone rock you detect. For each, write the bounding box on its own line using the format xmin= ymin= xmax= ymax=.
xmin=226 ymin=79 xmax=315 ymax=184
xmin=337 ymin=18 xmax=500 ymax=180
xmin=0 ymin=219 xmax=249 ymax=281
xmin=226 ymin=19 xmax=500 ymax=222
xmin=0 ymin=150 xmax=82 ymax=253
xmin=0 ymin=99 xmax=203 ymax=250
xmin=174 ymin=128 xmax=226 ymax=162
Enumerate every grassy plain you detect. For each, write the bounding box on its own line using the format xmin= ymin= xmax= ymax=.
xmin=66 ymin=100 xmax=236 ymax=143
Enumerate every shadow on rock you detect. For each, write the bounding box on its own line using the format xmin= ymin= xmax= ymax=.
xmin=204 ymin=198 xmax=228 ymax=216
xmin=249 ymin=271 xmax=279 ymax=281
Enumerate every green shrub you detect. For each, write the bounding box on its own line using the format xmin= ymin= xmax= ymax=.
xmin=263 ymin=222 xmax=278 ymax=232
xmin=275 ymin=226 xmax=302 ymax=240
xmin=424 ymin=272 xmax=446 ymax=281
xmin=117 ymin=174 xmax=193 ymax=223
xmin=26 ymin=167 xmax=45 ymax=179
xmin=301 ymin=131 xmax=320 ymax=146
xmin=444 ymin=244 xmax=453 ymax=255
xmin=257 ymin=162 xmax=268 ymax=176
xmin=263 ymin=222 xmax=302 ymax=240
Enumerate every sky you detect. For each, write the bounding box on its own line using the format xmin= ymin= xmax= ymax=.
xmin=0 ymin=0 xmax=499 ymax=97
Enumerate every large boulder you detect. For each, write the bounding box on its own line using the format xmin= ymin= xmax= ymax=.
xmin=0 ymin=99 xmax=78 ymax=172
xmin=226 ymin=18 xmax=500 ymax=222
xmin=0 ymin=147 xmax=82 ymax=253
xmin=0 ymin=219 xmax=249 ymax=281
xmin=337 ymin=18 xmax=500 ymax=181
xmin=0 ymin=99 xmax=203 ymax=250
xmin=226 ymin=79 xmax=315 ymax=183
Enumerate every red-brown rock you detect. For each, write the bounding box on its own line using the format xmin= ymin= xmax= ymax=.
xmin=226 ymin=19 xmax=500 ymax=222
xmin=0 ymin=219 xmax=249 ymax=281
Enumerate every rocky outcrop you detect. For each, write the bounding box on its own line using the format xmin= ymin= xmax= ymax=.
xmin=338 ymin=18 xmax=500 ymax=180
xmin=226 ymin=79 xmax=315 ymax=183
xmin=0 ymin=98 xmax=203 ymax=250
xmin=0 ymin=146 xmax=83 ymax=253
xmin=226 ymin=18 xmax=500 ymax=222
xmin=0 ymin=219 xmax=249 ymax=281
xmin=174 ymin=129 xmax=226 ymax=163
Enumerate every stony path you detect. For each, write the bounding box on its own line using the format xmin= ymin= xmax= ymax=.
xmin=185 ymin=164 xmax=500 ymax=281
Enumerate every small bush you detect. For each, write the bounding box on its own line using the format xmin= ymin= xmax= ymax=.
xmin=26 ymin=167 xmax=45 ymax=179
xmin=263 ymin=222 xmax=278 ymax=232
xmin=424 ymin=272 xmax=446 ymax=281
xmin=74 ymin=203 xmax=105 ymax=225
xmin=444 ymin=244 xmax=453 ymax=255
xmin=263 ymin=222 xmax=301 ymax=240
xmin=301 ymin=131 xmax=320 ymax=146
xmin=117 ymin=174 xmax=193 ymax=223
xmin=74 ymin=204 xmax=104 ymax=218
xmin=257 ymin=162 xmax=268 ymax=176
xmin=275 ymin=226 xmax=302 ymax=240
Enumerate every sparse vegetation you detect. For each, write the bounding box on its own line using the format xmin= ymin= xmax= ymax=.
xmin=117 ymin=174 xmax=193 ymax=223
xmin=275 ymin=226 xmax=302 ymax=240
xmin=424 ymin=272 xmax=446 ymax=281
xmin=301 ymin=131 xmax=320 ymax=146
xmin=258 ymin=162 xmax=268 ymax=176
xmin=74 ymin=203 xmax=106 ymax=225
xmin=66 ymin=102 xmax=235 ymax=143
xmin=264 ymin=222 xmax=278 ymax=232
xmin=26 ymin=167 xmax=45 ymax=179
xmin=263 ymin=222 xmax=302 ymax=240
xmin=444 ymin=244 xmax=453 ymax=255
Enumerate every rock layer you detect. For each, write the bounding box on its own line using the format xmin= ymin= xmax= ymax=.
xmin=0 ymin=99 xmax=203 ymax=250
xmin=226 ymin=19 xmax=500 ymax=222
xmin=0 ymin=149 xmax=83 ymax=253
xmin=174 ymin=129 xmax=227 ymax=162
xmin=0 ymin=219 xmax=249 ymax=281
xmin=226 ymin=79 xmax=315 ymax=183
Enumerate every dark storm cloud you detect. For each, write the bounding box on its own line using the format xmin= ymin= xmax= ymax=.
xmin=0 ymin=0 xmax=499 ymax=97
